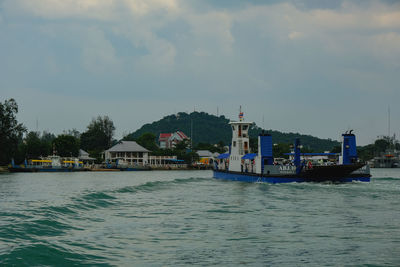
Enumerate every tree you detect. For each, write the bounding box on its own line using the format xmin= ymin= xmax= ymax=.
xmin=14 ymin=131 xmax=56 ymax=162
xmin=331 ymin=145 xmax=341 ymax=153
xmin=80 ymin=116 xmax=115 ymax=159
xmin=24 ymin=131 xmax=43 ymax=159
xmin=40 ymin=131 xmax=56 ymax=156
xmin=358 ymin=144 xmax=375 ymax=161
xmin=249 ymin=137 xmax=258 ymax=153
xmin=0 ymin=99 xmax=26 ymax=165
xmin=374 ymin=138 xmax=390 ymax=153
xmin=174 ymin=139 xmax=191 ymax=151
xmin=135 ymin=132 xmax=158 ymax=151
xmin=273 ymin=143 xmax=291 ymax=158
xmin=53 ymin=134 xmax=80 ymax=157
xmin=64 ymin=129 xmax=80 ymax=139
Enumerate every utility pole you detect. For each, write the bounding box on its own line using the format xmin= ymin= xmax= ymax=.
xmin=388 ymin=105 xmax=391 ymax=139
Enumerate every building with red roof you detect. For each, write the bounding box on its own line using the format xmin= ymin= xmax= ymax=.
xmin=159 ymin=131 xmax=189 ymax=149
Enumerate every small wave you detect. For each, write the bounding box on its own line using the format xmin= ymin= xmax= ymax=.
xmin=116 ymin=177 xmax=206 ymax=194
xmin=0 ymin=218 xmax=81 ymax=243
xmin=0 ymin=243 xmax=109 ymax=266
xmin=70 ymin=192 xmax=118 ymax=210
xmin=39 ymin=206 xmax=78 ymax=217
xmin=206 ymin=209 xmax=246 ymax=214
xmin=82 ymin=192 xmax=117 ymax=200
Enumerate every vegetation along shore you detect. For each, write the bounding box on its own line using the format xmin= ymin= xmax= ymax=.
xmin=1 ymin=98 xmax=398 ymax=169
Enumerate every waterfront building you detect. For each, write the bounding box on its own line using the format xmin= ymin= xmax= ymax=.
xmin=104 ymin=141 xmax=150 ymax=166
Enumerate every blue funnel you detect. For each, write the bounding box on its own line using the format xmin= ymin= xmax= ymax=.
xmin=342 ymin=132 xmax=357 ymax=165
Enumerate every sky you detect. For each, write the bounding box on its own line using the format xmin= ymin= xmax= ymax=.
xmin=1 ymin=0 xmax=399 ymax=145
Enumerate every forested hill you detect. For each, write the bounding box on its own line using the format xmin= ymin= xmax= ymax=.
xmin=125 ymin=112 xmax=340 ymax=152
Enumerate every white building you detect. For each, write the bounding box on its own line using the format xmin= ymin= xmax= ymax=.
xmin=104 ymin=141 xmax=150 ymax=166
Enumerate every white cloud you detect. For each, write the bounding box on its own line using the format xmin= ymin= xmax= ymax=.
xmin=369 ymin=32 xmax=400 ymax=68
xmin=3 ymin=0 xmax=180 ymax=20
xmin=3 ymin=0 xmax=116 ymax=20
xmin=373 ymin=11 xmax=400 ymax=28
xmin=135 ymin=34 xmax=177 ymax=72
xmin=82 ymin=27 xmax=120 ymax=73
xmin=288 ymin=31 xmax=304 ymax=40
xmin=1 ymin=0 xmax=399 ymax=144
xmin=186 ymin=11 xmax=234 ymax=55
xmin=123 ymin=0 xmax=179 ymax=16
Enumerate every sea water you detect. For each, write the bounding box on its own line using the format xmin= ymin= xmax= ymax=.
xmin=1 ymin=169 xmax=400 ymax=266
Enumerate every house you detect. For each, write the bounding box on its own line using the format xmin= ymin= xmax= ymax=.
xmin=159 ymin=131 xmax=189 ymax=149
xmin=159 ymin=133 xmax=173 ymax=149
xmin=104 ymin=141 xmax=150 ymax=166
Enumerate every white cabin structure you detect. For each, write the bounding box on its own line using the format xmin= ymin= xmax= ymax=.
xmin=228 ymin=120 xmax=253 ymax=172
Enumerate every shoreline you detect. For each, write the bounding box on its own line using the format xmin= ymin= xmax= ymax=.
xmin=0 ymin=166 xmax=9 ymax=173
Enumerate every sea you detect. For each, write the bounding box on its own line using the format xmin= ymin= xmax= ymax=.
xmin=1 ymin=169 xmax=400 ymax=266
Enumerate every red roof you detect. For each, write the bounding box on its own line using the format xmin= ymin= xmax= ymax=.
xmin=159 ymin=133 xmax=172 ymax=139
xmin=176 ymin=131 xmax=188 ymax=139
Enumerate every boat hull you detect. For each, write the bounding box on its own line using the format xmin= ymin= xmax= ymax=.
xmin=213 ymin=170 xmax=370 ymax=183
xmin=8 ymin=167 xmax=87 ymax=173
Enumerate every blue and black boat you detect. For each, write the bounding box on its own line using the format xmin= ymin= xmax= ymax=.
xmin=213 ymin=111 xmax=371 ymax=183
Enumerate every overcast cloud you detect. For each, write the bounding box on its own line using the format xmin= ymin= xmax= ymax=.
xmin=1 ymin=0 xmax=399 ymax=144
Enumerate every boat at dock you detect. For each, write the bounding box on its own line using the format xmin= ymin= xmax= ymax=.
xmin=9 ymin=155 xmax=87 ymax=172
xmin=213 ymin=111 xmax=371 ymax=183
xmin=103 ymin=158 xmax=151 ymax=171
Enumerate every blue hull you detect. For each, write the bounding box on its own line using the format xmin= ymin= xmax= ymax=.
xmin=213 ymin=170 xmax=370 ymax=183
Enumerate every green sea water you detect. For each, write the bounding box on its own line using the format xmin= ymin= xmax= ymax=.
xmin=1 ymin=169 xmax=400 ymax=266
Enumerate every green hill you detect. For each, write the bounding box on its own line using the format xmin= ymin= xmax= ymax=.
xmin=124 ymin=111 xmax=340 ymax=152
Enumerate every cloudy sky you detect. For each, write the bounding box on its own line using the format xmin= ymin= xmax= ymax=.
xmin=1 ymin=0 xmax=399 ymax=145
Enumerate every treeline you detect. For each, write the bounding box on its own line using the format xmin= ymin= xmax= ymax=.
xmin=1 ymin=98 xmax=396 ymax=166
xmin=0 ymin=98 xmax=116 ymax=165
xmin=126 ymin=111 xmax=341 ymax=152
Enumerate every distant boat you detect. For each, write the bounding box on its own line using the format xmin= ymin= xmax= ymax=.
xmin=9 ymin=155 xmax=87 ymax=172
xmin=213 ymin=110 xmax=371 ymax=183
xmin=369 ymin=150 xmax=400 ymax=168
xmin=104 ymin=158 xmax=151 ymax=171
